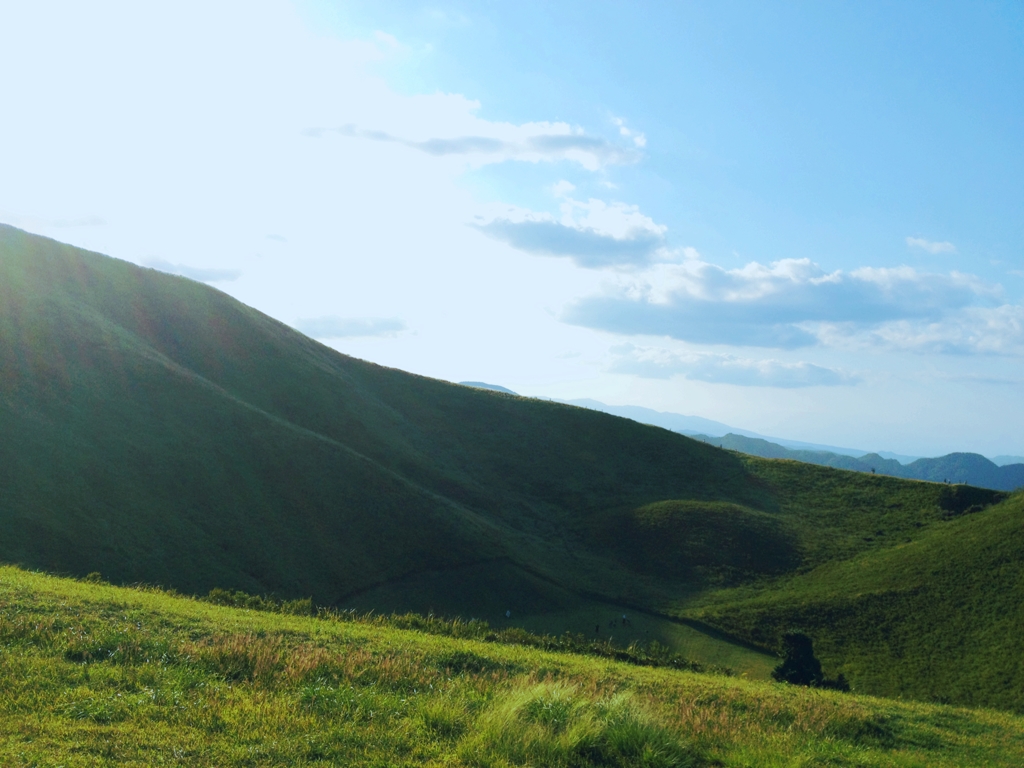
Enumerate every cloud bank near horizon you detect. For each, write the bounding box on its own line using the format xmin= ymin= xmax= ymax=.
xmin=609 ymin=343 xmax=857 ymax=388
xmin=560 ymin=254 xmax=1020 ymax=355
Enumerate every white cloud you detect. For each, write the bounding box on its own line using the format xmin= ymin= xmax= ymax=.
xmin=317 ymin=121 xmax=641 ymax=172
xmin=608 ymin=343 xmax=858 ymax=387
xmin=564 ymin=253 xmax=1006 ymax=350
xmin=818 ymin=303 xmax=1024 ymax=356
xmin=559 ymin=198 xmax=666 ymax=240
xmin=475 ymin=196 xmax=669 ymax=266
xmin=612 ymin=116 xmax=647 ymax=148
xmin=475 ymin=218 xmax=664 ymax=268
xmin=475 ymin=198 xmax=669 ymax=267
xmin=906 ymin=237 xmax=956 ymax=254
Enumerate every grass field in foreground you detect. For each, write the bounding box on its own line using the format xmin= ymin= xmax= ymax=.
xmin=2 ymin=566 xmax=1023 ymax=767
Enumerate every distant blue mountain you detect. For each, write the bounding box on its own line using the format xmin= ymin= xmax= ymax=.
xmin=558 ymin=398 xmax=876 ymax=457
xmin=563 ymin=398 xmax=1021 ymax=490
xmin=687 ymin=434 xmax=1024 ymax=493
xmin=459 ymin=381 xmax=518 ymax=395
xmin=993 ymin=455 xmax=1024 ymax=467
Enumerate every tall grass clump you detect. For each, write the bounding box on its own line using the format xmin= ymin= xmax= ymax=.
xmin=460 ymin=682 xmax=705 ymax=768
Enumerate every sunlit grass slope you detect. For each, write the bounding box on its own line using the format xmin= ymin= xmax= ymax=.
xmin=3 ymin=566 xmax=1024 ymax=767
xmin=694 ymin=491 xmax=1024 ymax=711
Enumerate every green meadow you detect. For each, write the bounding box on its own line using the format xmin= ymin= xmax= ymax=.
xmin=3 ymin=565 xmax=1024 ymax=767
xmin=3 ymin=221 xmax=1024 ymax=757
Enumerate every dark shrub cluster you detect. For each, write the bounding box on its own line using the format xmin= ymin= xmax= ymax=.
xmin=772 ymin=633 xmax=849 ymax=691
xmin=202 ymin=587 xmax=314 ymax=616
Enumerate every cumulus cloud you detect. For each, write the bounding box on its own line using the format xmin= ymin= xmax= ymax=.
xmin=294 ymin=316 xmax=406 ymax=339
xmin=608 ymin=343 xmax=857 ymax=388
xmin=318 ymin=122 xmax=640 ymax=171
xmin=820 ymin=304 xmax=1024 ymax=356
xmin=475 ymin=197 xmax=668 ymax=267
xmin=145 ymin=259 xmax=241 ymax=283
xmin=563 ymin=253 xmax=1005 ymax=350
xmin=477 ymin=219 xmax=665 ymax=267
xmin=907 ymin=237 xmax=956 ymax=254
xmin=612 ymin=117 xmax=646 ymax=148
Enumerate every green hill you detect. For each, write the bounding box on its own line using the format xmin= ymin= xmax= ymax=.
xmin=693 ymin=490 xmax=1024 ymax=711
xmin=0 ymin=223 xmax=764 ymax=606
xmin=2 ymin=565 xmax=1023 ymax=767
xmin=2 ymin=223 xmax=1023 ymax=710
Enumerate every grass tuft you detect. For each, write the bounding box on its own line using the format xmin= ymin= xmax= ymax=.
xmin=462 ymin=682 xmax=705 ymax=767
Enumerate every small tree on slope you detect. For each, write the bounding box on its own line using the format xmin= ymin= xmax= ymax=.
xmin=772 ymin=632 xmax=849 ymax=691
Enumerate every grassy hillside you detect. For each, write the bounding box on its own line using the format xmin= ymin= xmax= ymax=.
xmin=692 ymin=491 xmax=1024 ymax=711
xmin=3 ymin=223 xmax=1022 ymax=711
xmin=0 ymin=223 xmax=760 ymax=607
xmin=3 ymin=565 xmax=1024 ymax=767
xmin=0 ymin=224 xmax=949 ymax=602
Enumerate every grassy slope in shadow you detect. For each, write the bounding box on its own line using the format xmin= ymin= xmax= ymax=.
xmin=694 ymin=491 xmax=1024 ymax=711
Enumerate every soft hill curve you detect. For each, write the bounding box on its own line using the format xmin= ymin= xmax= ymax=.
xmin=0 ymin=223 xmax=774 ymax=607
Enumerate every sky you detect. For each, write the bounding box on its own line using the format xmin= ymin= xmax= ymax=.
xmin=1 ymin=0 xmax=1022 ymax=457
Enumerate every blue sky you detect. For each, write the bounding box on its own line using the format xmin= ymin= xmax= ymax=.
xmin=1 ymin=0 xmax=1021 ymax=456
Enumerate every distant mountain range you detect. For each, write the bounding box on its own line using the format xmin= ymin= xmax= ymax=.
xmin=688 ymin=433 xmax=1024 ymax=492
xmin=993 ymin=455 xmax=1024 ymax=467
xmin=564 ymin=399 xmax=1024 ymax=492
xmin=561 ymin=399 xmax=1024 ymax=491
xmin=460 ymin=386 xmax=1024 ymax=492
xmin=559 ymin=398 xmax=881 ymax=457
